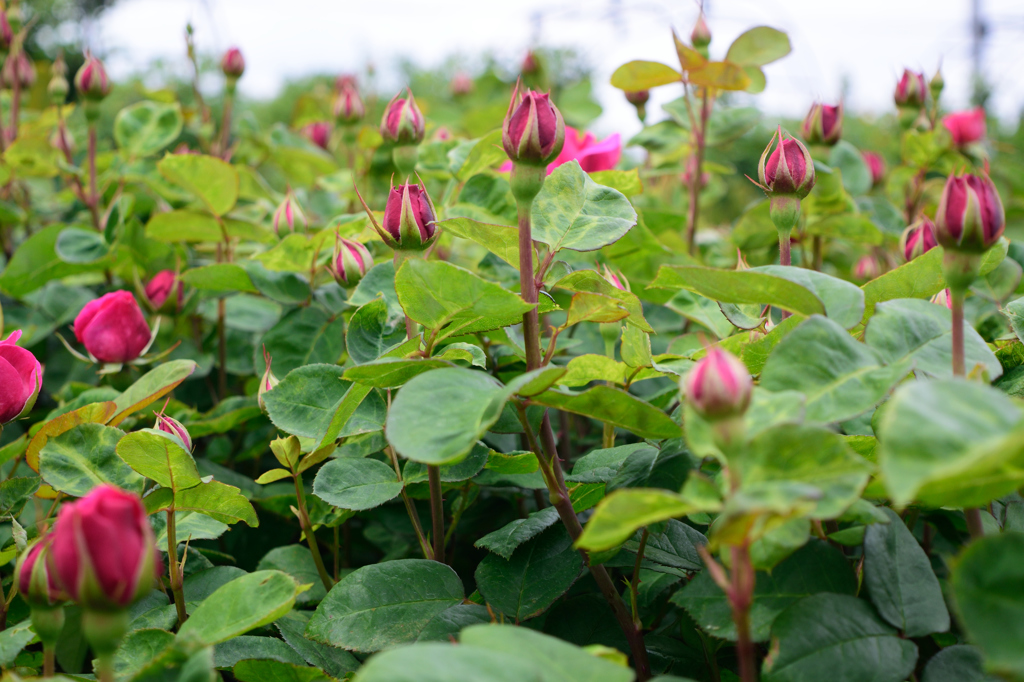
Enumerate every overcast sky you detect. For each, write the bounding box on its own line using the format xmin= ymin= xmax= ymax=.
xmin=84 ymin=0 xmax=1024 ymax=138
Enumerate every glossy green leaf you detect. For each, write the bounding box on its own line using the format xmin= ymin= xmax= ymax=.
xmin=214 ymin=637 xmax=307 ymax=670
xmin=110 ymin=360 xmax=197 ymax=426
xmin=38 ymin=423 xmax=144 ymax=497
xmin=116 ymin=429 xmax=201 ymax=492
xmin=921 ymin=645 xmax=999 ymax=682
xmin=264 ymin=365 xmax=384 ymax=444
xmin=112 ymin=628 xmax=176 ymax=679
xmin=55 ymin=227 xmax=109 ymax=264
xmin=114 ymin=101 xmax=184 ymax=157
xmin=313 ymin=458 xmax=403 ymax=511
xmin=532 ymin=161 xmax=637 ymax=252
xmin=577 ymin=488 xmax=696 ymax=551
xmin=158 ymin=154 xmax=239 ymax=217
xmin=475 ymin=507 xmax=560 ymax=559
xmin=650 ymin=265 xmax=824 ymax=318
xmin=353 ymin=642 xmax=543 ymax=682
xmin=176 ymin=571 xmax=299 ymax=646
xmin=275 ymin=615 xmax=360 ymax=679
xmin=259 ymin=306 xmax=345 ymax=377
xmin=750 ymin=266 xmax=864 ymax=329
xmin=439 ymin=217 xmax=520 ymax=268
xmin=233 ymin=660 xmax=331 ymax=682
xmin=306 ymin=559 xmax=464 ymax=652
xmin=532 ymin=386 xmax=680 ymax=440
xmin=346 ymin=298 xmax=406 ymax=365
xmin=145 ymin=480 xmax=259 ymax=527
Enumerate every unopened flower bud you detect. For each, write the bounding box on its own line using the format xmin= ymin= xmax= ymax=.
xmin=929 ymin=67 xmax=944 ymax=100
xmin=272 ymin=190 xmax=307 ymax=236
xmin=258 ymin=347 xmax=279 ymax=412
xmin=625 ymin=90 xmax=649 ymax=121
xmin=381 ymin=89 xmax=425 ymax=146
xmin=74 ymin=55 xmax=109 ymax=101
xmin=373 ymin=183 xmax=437 ymax=251
xmin=601 ymin=265 xmax=629 ymax=292
xmin=0 ymin=13 xmax=12 ymax=53
xmin=899 ymin=217 xmax=938 ymax=261
xmin=73 ymin=291 xmax=152 ymax=364
xmin=16 ymin=536 xmax=65 ymax=609
xmin=800 ymin=102 xmax=842 ymax=146
xmin=333 ymin=237 xmax=374 ymax=286
xmin=333 ymin=78 xmax=365 ymax=125
xmin=853 ymin=255 xmax=881 ymax=281
xmin=758 ymin=128 xmax=815 ymax=199
xmin=521 ymin=51 xmax=540 ymax=76
xmin=145 ymin=270 xmax=184 ymax=312
xmin=302 ymin=121 xmax=331 ymax=150
xmin=691 ymin=14 xmax=712 ymax=49
xmin=155 ymin=412 xmax=193 ymax=451
xmin=934 ymin=173 xmax=1005 ymax=254
xmin=894 ymin=69 xmax=927 ymax=108
xmin=450 ymin=72 xmax=473 ymax=96
xmin=502 ymin=86 xmax=565 ymax=167
xmin=684 ymin=347 xmax=752 ymax=420
xmin=862 ymin=151 xmax=886 ymax=187
xmin=0 ymin=330 xmax=41 ymax=425
xmin=3 ymin=51 xmax=36 ymax=90
xmin=221 ymin=47 xmax=245 ymax=80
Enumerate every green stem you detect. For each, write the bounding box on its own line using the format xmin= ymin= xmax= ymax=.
xmin=293 ymin=472 xmax=335 ymax=592
xmin=387 ymin=446 xmax=433 ymax=559
xmin=219 ymin=87 xmax=235 ymax=158
xmin=730 ymin=544 xmax=758 ymax=682
xmin=96 ymin=655 xmax=115 ymax=682
xmin=428 ymin=465 xmax=445 ymax=563
xmin=517 ymin=200 xmax=543 ymax=370
xmin=43 ymin=645 xmax=55 ymax=678
xmin=630 ymin=528 xmax=649 ymax=628
xmin=88 ymin=124 xmax=98 ymax=218
xmin=951 ymin=288 xmax=966 ymax=378
xmin=166 ymin=510 xmax=188 ymax=626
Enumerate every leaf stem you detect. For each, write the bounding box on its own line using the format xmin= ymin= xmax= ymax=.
xmin=165 ymin=509 xmax=188 ymax=626
xmin=292 ymin=471 xmax=335 ymax=592
xmin=428 ymin=464 xmax=445 ymax=563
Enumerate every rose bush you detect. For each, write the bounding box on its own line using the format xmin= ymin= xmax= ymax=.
xmin=0 ymin=9 xmax=1021 ymax=682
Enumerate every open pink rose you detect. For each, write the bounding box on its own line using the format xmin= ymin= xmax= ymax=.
xmin=942 ymin=108 xmax=986 ymax=147
xmin=0 ymin=330 xmax=42 ymax=424
xmin=73 ymin=291 xmax=152 ymax=364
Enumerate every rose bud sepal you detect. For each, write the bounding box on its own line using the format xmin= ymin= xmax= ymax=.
xmin=15 ymin=538 xmax=66 ymax=649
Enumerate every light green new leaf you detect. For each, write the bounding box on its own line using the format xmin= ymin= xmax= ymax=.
xmin=439 ymin=217 xmax=520 ymax=268
xmin=116 ymin=429 xmax=201 ymax=492
xmin=725 ymin=27 xmax=792 ymax=66
xmin=555 ymin=269 xmax=652 ymax=331
xmin=145 ymin=480 xmax=259 ymax=527
xmin=531 ymin=385 xmax=681 ymax=440
xmin=110 ymin=360 xmax=197 ymax=426
xmin=158 ymin=154 xmax=239 ymax=217
xmin=576 ymin=488 xmax=698 ymax=551
xmin=176 ymin=571 xmax=299 ymax=645
xmin=610 ymin=60 xmax=681 ymax=91
xmin=532 ymin=161 xmax=636 ymax=252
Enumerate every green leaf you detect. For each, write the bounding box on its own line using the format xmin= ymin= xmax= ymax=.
xmin=257 ymin=546 xmax=328 ymax=607
xmin=460 ymin=624 xmax=635 ymax=682
xmin=951 ymin=533 xmax=1024 ymax=679
xmin=233 ymin=660 xmax=331 ymax=682
xmin=350 ymin=262 xmax=402 ymax=319
xmin=804 ymin=214 xmax=884 ymax=246
xmin=264 ymin=364 xmax=349 ymax=440
xmin=112 ymin=628 xmax=175 ymax=679
xmin=176 ymin=571 xmax=300 ymax=646
xmin=182 ymin=263 xmax=258 ymax=292
xmin=353 ymin=642 xmax=544 ymax=682
xmin=258 ymin=306 xmax=345 ymax=377
xmin=313 ymin=458 xmax=403 ymax=511
xmin=750 ymin=266 xmax=865 ymax=329
xmin=439 ymin=217 xmax=520 ymax=268
xmin=344 ymin=358 xmax=451 ymax=389
xmin=403 ymin=443 xmax=489 ymax=484
xmin=878 ymin=379 xmax=1024 ymax=508
xmin=416 ymin=604 xmax=492 ymax=642
xmin=475 ymin=507 xmax=560 ymax=559
xmin=475 ymin=526 xmax=583 ymax=621
xmin=55 ymin=227 xmax=110 ymax=264
xmin=306 ymin=559 xmax=464 ymax=652
xmin=725 ymin=27 xmax=791 ymax=66
xmin=864 ymin=507 xmax=949 ymax=637
xmin=38 ymin=423 xmax=144 ymax=497
xmin=0 ymin=620 xmax=36 ymax=667
xmin=152 ymin=511 xmax=229 ymax=546
xmin=866 ymin=298 xmax=1001 ymax=379
xmin=530 ymin=386 xmax=681 ymax=440
xmin=532 ymin=161 xmax=637 ymax=252
xmin=650 ymin=265 xmax=824 ymax=318
xmin=158 ymin=154 xmax=239 ymax=217
xmin=576 ymin=488 xmax=696 ymax=551
xmin=828 ymin=141 xmax=872 ymax=196
xmin=922 ymin=646 xmax=999 ymax=682
xmin=0 ymin=477 xmax=39 ymax=516
xmin=345 ymin=298 xmax=406 ymax=365
xmin=396 ymin=259 xmax=535 ymax=341
xmin=0 ymin=223 xmax=106 ymax=297
xmin=454 ymin=129 xmax=508 ymax=181
xmin=622 ymin=519 xmax=707 ymax=573
xmin=674 ymin=541 xmax=857 ymax=642
xmin=116 ymin=429 xmax=201 ymax=492
xmin=114 ymin=101 xmax=184 ymax=157
xmin=386 ymin=368 xmax=511 ymax=465
xmin=610 ymin=60 xmax=681 ymax=90
xmin=763 ymin=594 xmax=917 ymax=681
xmin=687 ymin=61 xmax=752 ymax=91
xmin=760 ymin=316 xmax=911 ymax=424
xmin=214 ymin=636 xmax=307 ymax=670
xmin=555 ymin=269 xmax=652 ymax=332
xmin=145 ymin=480 xmax=259 ymax=527
xmin=589 ymin=169 xmax=643 ymax=198
xmin=110 ymin=360 xmax=198 ymax=426
xmin=276 ymin=615 xmax=360 ymax=679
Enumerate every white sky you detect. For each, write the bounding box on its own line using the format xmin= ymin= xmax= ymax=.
xmin=84 ymin=0 xmax=1024 ymax=138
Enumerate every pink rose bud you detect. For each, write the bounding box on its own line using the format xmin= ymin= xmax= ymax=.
xmin=942 ymin=108 xmax=986 ymax=147
xmin=691 ymin=14 xmax=712 ymax=49
xmin=302 ymin=121 xmax=331 ymax=150
xmin=221 ymin=47 xmax=245 ymax=80
xmin=48 ymin=54 xmax=69 ymax=105
xmin=0 ymin=13 xmax=12 ymax=52
xmin=3 ymin=52 xmax=36 ymax=90
xmin=601 ymin=265 xmax=629 ymax=292
xmin=73 ymin=55 xmax=109 ymax=101
xmin=380 ymin=89 xmax=425 ymax=146
xmin=16 ymin=535 xmax=66 ymax=608
xmin=258 ymin=346 xmax=279 ymax=412
xmin=333 ymin=78 xmax=365 ymax=125
xmin=758 ymin=129 xmax=815 ymax=199
xmin=862 ymin=151 xmax=886 ymax=187
xmin=155 ymin=412 xmax=193 ymax=451
xmin=684 ymin=347 xmax=752 ymax=420
xmin=934 ymin=173 xmax=1005 ymax=254
xmin=624 ymin=90 xmax=650 ymax=106
xmin=502 ymin=86 xmax=566 ymax=166
xmin=145 ymin=270 xmax=183 ymax=311
xmin=853 ymin=255 xmax=881 ymax=281
xmin=450 ymin=72 xmax=473 ymax=96
xmin=374 ymin=183 xmax=437 ymax=251
xmin=0 ymin=330 xmax=42 ymax=425
xmin=50 ymin=485 xmax=161 ymax=611
xmin=272 ymin=190 xmax=307 ymax=236
xmin=800 ymin=102 xmax=842 ymax=146
xmin=894 ymin=69 xmax=927 ymax=108
xmin=899 ymin=217 xmax=938 ymax=261
xmin=931 ymin=289 xmax=953 ymax=310
xmin=521 ymin=51 xmax=540 ymax=76
xmin=333 ymin=237 xmax=374 ymax=286
xmin=73 ymin=291 xmax=152 ymax=364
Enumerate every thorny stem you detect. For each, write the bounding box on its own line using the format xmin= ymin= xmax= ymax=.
xmin=428 ymin=465 xmax=445 ymax=563
xmin=293 ymin=471 xmax=335 ymax=592
xmin=166 ymin=510 xmax=188 ymax=626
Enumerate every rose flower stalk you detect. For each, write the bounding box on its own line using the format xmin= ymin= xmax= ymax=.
xmin=15 ymin=536 xmax=66 ymax=676
xmin=753 ymin=127 xmax=815 ymax=267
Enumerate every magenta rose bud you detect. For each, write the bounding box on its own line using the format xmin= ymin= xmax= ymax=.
xmin=450 ymin=72 xmax=473 ymax=96
xmin=16 ymin=536 xmax=66 ymax=608
xmin=502 ymin=87 xmax=566 ymax=167
xmin=373 ymin=183 xmax=437 ymax=251
xmin=894 ymin=69 xmax=927 ymax=108
xmin=942 ymin=108 xmax=986 ymax=147
xmin=800 ymin=102 xmax=842 ymax=146
xmin=333 ymin=237 xmax=374 ymax=286
xmin=302 ymin=121 xmax=331 ymax=150
xmin=684 ymin=347 xmax=752 ymax=420
xmin=0 ymin=13 xmax=12 ymax=52
xmin=73 ymin=55 xmax=109 ymax=101
xmin=691 ymin=14 xmax=712 ymax=49
xmin=758 ymin=130 xmax=815 ymax=199
xmin=73 ymin=291 xmax=152 ymax=364
xmin=853 ymin=255 xmax=881 ymax=281
xmin=144 ymin=270 xmax=183 ymax=311
xmin=934 ymin=173 xmax=1005 ymax=254
xmin=155 ymin=413 xmax=192 ymax=451
xmin=0 ymin=330 xmax=42 ymax=425
xmin=380 ymin=89 xmax=425 ymax=146
xmin=899 ymin=217 xmax=938 ymax=261
xmin=50 ymin=484 xmax=162 ymax=611
xmin=333 ymin=78 xmax=365 ymax=125
xmin=221 ymin=47 xmax=245 ymax=80
xmin=862 ymin=151 xmax=886 ymax=187
xmin=272 ymin=190 xmax=307 ymax=236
